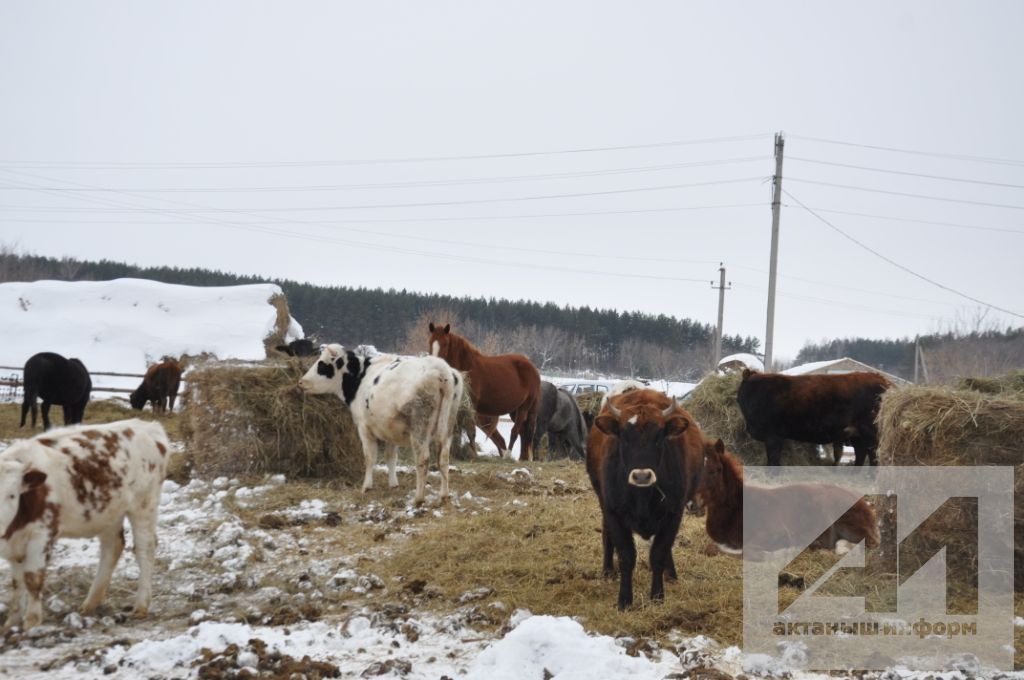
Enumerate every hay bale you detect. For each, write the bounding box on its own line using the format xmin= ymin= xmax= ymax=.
xmin=452 ymin=374 xmax=479 ymax=461
xmin=877 ymin=384 xmax=1024 ymax=591
xmin=574 ymin=392 xmax=605 ymax=423
xmin=684 ymin=373 xmax=822 ymax=465
xmin=182 ymin=358 xmax=364 ymax=481
xmin=955 ymin=371 xmax=1024 ymax=398
xmin=182 ymin=357 xmax=480 ymax=478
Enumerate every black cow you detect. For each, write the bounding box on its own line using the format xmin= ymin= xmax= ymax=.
xmin=532 ymin=381 xmax=588 ymax=460
xmin=275 ymin=339 xmax=316 ymax=357
xmin=737 ymin=369 xmax=892 ymax=466
xmin=20 ymin=352 xmax=92 ymax=430
xmin=585 ymin=389 xmax=705 ymax=609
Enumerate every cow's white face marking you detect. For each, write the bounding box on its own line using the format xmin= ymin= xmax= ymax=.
xmin=716 ymin=542 xmax=743 ymax=556
xmin=627 ymin=468 xmax=657 ymax=487
xmin=834 ymin=539 xmax=855 ymax=555
xmin=299 ymin=345 xmax=344 ymax=394
xmin=627 ymin=415 xmax=638 ymax=425
xmin=431 ymin=340 xmax=440 ymax=357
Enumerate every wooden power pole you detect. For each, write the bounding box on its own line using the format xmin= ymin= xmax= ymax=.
xmin=711 ymin=263 xmax=731 ymax=367
xmin=764 ymin=132 xmax=785 ymax=371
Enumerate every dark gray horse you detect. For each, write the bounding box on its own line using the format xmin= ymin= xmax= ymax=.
xmin=532 ymin=381 xmax=588 ymax=460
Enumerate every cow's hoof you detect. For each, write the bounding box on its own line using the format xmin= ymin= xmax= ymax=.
xmin=131 ymin=607 xmax=149 ymax=619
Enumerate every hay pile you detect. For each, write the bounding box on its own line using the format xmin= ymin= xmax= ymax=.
xmin=877 ymin=384 xmax=1024 ymax=591
xmin=573 ymin=392 xmax=605 ymax=423
xmin=955 ymin=371 xmax=1024 ymax=398
xmin=182 ymin=358 xmax=364 ymax=480
xmin=452 ymin=374 xmax=479 ymax=461
xmin=182 ymin=358 xmax=480 ymax=479
xmin=684 ymin=373 xmax=822 ymax=465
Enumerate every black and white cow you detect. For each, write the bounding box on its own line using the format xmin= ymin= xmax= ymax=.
xmin=299 ymin=344 xmax=463 ymax=506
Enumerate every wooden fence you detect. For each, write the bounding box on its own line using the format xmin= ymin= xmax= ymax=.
xmin=0 ymin=365 xmax=187 ymax=399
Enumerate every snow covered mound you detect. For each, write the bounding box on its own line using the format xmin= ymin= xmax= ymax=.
xmin=0 ymin=278 xmax=303 ymax=374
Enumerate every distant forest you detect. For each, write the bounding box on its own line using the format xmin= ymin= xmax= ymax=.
xmin=0 ymin=249 xmax=758 ymax=380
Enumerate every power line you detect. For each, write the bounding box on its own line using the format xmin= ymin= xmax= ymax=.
xmin=787 ymin=156 xmax=1024 ymax=189
xmin=787 ymin=178 xmax=1024 ymax=210
xmin=784 ymin=206 xmax=1024 ymax=236
xmin=0 ymin=170 xmax=719 ymax=284
xmin=783 ymin=188 xmax=1024 ymax=320
xmin=0 ymin=156 xmax=768 ymax=193
xmin=732 ymin=283 xmax=939 ymax=320
xmin=0 ymin=176 xmax=767 ymax=213
xmin=729 ymin=263 xmax=956 ymax=307
xmin=0 ymin=133 xmax=772 ymax=169
xmin=789 ymin=134 xmax=1024 ymax=167
xmin=0 ymin=202 xmax=765 ymax=224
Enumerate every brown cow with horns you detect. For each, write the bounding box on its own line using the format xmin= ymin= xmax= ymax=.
xmin=586 ymin=388 xmax=705 ymax=609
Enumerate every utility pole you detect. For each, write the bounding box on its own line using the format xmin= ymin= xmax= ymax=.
xmin=764 ymin=131 xmax=785 ymax=372
xmin=917 ymin=335 xmax=925 ymax=385
xmin=711 ymin=263 xmax=731 ymax=367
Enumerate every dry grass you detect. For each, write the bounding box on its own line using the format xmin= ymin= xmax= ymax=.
xmin=685 ymin=373 xmax=822 ymax=465
xmin=0 ymin=399 xmax=184 ymax=441
xmin=956 ymin=371 xmax=1024 ymax=398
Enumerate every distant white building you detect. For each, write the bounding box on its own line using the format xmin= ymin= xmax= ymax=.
xmin=782 ymin=357 xmax=908 ymax=384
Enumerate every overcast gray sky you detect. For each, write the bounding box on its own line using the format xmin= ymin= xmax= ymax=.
xmin=1 ymin=1 xmax=1023 ymax=361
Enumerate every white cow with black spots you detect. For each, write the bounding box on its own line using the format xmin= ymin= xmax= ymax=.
xmin=299 ymin=344 xmax=463 ymax=506
xmin=0 ymin=418 xmax=169 ymax=630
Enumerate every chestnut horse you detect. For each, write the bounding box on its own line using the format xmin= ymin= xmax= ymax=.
xmin=698 ymin=439 xmax=879 ymax=558
xmin=429 ymin=323 xmax=540 ymax=461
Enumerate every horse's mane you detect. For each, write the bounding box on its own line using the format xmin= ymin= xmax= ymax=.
xmin=721 ymin=451 xmax=744 ymax=486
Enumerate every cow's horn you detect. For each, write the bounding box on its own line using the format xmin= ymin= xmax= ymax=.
xmin=607 ymin=400 xmax=622 ymax=419
xmin=661 ymin=397 xmax=677 ymax=418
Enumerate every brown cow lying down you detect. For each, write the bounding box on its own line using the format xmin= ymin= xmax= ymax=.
xmin=698 ymin=439 xmax=879 ymax=558
xmin=0 ymin=419 xmax=169 ymax=629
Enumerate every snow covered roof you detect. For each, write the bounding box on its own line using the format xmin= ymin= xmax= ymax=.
xmin=782 ymin=357 xmax=908 ymax=383
xmin=717 ymin=352 xmax=764 ymax=372
xmin=0 ymin=278 xmax=303 ymax=374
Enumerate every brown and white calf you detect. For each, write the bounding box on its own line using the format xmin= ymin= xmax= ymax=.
xmin=299 ymin=344 xmax=463 ymax=506
xmin=0 ymin=418 xmax=169 ymax=629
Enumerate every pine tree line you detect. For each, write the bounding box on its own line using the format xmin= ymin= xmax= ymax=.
xmin=0 ymin=249 xmax=758 ymax=379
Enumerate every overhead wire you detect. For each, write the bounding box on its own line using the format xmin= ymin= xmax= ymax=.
xmin=788 ymin=134 xmax=1024 ymax=167
xmin=0 ymin=156 xmax=769 ymax=193
xmin=787 ymin=178 xmax=1024 ymax=210
xmin=0 ymin=176 xmax=767 ymax=212
xmin=787 ymin=156 xmax=1024 ymax=189
xmin=782 ymin=188 xmax=1024 ymax=320
xmin=0 ymin=133 xmax=772 ymax=169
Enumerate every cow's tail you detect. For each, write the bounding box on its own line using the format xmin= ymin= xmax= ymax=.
xmin=432 ymin=371 xmax=460 ymax=452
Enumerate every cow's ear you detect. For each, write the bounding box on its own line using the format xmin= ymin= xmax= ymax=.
xmin=664 ymin=415 xmax=689 ymax=438
xmin=429 ymin=322 xmax=435 ymax=332
xmin=594 ymin=414 xmax=620 ymax=436
xmin=22 ymin=470 xmax=47 ymax=490
xmin=741 ymin=368 xmax=752 ymax=380
xmin=443 ymin=323 xmax=450 ymax=334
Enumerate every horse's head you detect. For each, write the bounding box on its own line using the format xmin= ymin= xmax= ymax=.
xmin=428 ymin=322 xmax=452 ymax=358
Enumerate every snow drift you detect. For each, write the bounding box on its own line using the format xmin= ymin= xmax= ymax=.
xmin=0 ymin=278 xmax=303 ymax=375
